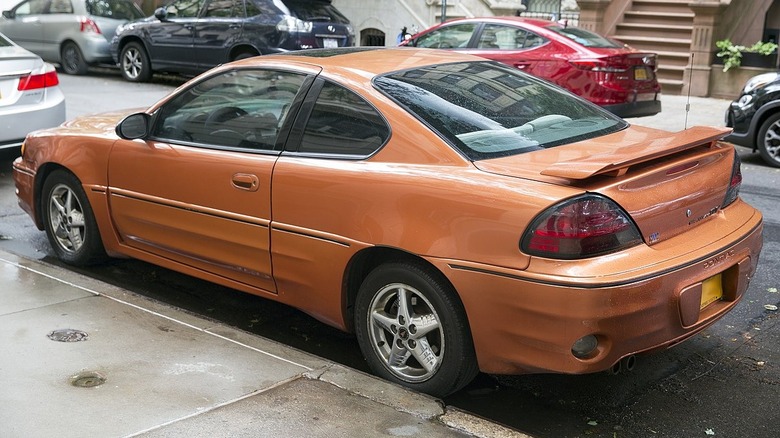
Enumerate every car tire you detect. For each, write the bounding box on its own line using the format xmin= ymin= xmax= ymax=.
xmin=42 ymin=170 xmax=107 ymax=266
xmin=354 ymin=261 xmax=478 ymax=397
xmin=60 ymin=42 xmax=88 ymax=75
xmin=120 ymin=42 xmax=152 ymax=83
xmin=757 ymin=112 xmax=780 ymax=168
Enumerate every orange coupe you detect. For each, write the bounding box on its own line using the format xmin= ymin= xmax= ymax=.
xmin=13 ymin=48 xmax=763 ymax=397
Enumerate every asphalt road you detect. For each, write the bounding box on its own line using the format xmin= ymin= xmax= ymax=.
xmin=1 ymin=69 xmax=779 ymax=438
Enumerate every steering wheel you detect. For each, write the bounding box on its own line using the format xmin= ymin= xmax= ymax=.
xmin=205 ymin=106 xmax=248 ymax=128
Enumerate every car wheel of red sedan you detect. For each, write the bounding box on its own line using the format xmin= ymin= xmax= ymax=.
xmin=42 ymin=170 xmax=106 ymax=266
xmin=355 ymin=261 xmax=478 ymax=397
xmin=757 ymin=112 xmax=780 ymax=168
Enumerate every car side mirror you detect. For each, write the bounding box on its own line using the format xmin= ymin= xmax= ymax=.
xmin=116 ymin=113 xmax=151 ymax=140
xmin=2 ymin=10 xmax=14 ymax=19
xmin=153 ymin=7 xmax=168 ymax=21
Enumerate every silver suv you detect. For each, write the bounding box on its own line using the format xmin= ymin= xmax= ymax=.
xmin=0 ymin=0 xmax=143 ymax=74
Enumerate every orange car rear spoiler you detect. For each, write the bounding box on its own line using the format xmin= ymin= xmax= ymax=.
xmin=540 ymin=126 xmax=732 ymax=180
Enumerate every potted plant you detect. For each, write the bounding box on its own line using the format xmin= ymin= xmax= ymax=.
xmin=715 ymin=39 xmax=778 ymax=72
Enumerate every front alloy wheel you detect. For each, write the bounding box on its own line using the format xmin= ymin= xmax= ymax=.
xmin=355 ymin=262 xmax=477 ymax=397
xmin=758 ymin=112 xmax=780 ymax=167
xmin=120 ymin=42 xmax=152 ymax=82
xmin=42 ymin=170 xmax=106 ymax=266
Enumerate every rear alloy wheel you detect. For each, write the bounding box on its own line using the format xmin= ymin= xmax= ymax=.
xmin=42 ymin=170 xmax=107 ymax=266
xmin=120 ymin=42 xmax=152 ymax=83
xmin=354 ymin=262 xmax=477 ymax=397
xmin=757 ymin=112 xmax=780 ymax=168
xmin=60 ymin=42 xmax=88 ymax=75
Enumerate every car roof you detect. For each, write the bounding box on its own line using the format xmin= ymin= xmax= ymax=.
xmin=244 ymin=47 xmax=489 ymax=76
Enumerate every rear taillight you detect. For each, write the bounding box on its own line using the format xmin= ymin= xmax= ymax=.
xmin=80 ymin=17 xmax=101 ymax=34
xmin=521 ymin=194 xmax=642 ymax=259
xmin=722 ymin=150 xmax=743 ymax=207
xmin=17 ymin=64 xmax=60 ymax=91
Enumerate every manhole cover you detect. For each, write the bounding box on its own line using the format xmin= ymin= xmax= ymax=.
xmin=47 ymin=329 xmax=89 ymax=342
xmin=70 ymin=371 xmax=106 ymax=388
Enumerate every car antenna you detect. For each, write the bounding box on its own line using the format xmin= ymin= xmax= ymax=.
xmin=684 ymin=53 xmax=693 ymax=129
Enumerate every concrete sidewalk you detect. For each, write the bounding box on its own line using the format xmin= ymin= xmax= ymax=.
xmin=0 ymin=250 xmax=524 ymax=438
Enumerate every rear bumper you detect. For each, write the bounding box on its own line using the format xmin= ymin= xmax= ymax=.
xmin=604 ymin=98 xmax=662 ymax=118
xmin=0 ymin=89 xmax=66 ymax=148
xmin=430 ymin=207 xmax=763 ymax=375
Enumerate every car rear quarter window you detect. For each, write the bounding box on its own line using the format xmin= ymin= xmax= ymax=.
xmin=86 ymin=0 xmax=143 ymax=19
xmin=544 ymin=25 xmax=622 ymax=48
xmin=477 ymin=24 xmax=546 ymax=50
xmin=374 ymin=61 xmax=626 ymax=161
xmin=49 ymin=0 xmax=73 ymax=14
xmin=151 ymin=69 xmax=308 ymax=151
xmin=413 ymin=23 xmax=477 ymax=49
xmin=297 ymin=81 xmax=389 ymax=156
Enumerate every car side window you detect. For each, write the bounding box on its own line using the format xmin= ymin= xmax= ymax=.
xmin=49 ymin=0 xmax=73 ymax=14
xmin=166 ymin=0 xmax=203 ymax=18
xmin=244 ymin=0 xmax=276 ymax=17
xmin=13 ymin=0 xmax=49 ymax=15
xmin=297 ymin=81 xmax=389 ymax=156
xmin=414 ymin=23 xmax=477 ymax=49
xmin=203 ymin=0 xmax=244 ymax=18
xmin=151 ymin=69 xmax=308 ymax=150
xmin=477 ymin=24 xmax=547 ymax=49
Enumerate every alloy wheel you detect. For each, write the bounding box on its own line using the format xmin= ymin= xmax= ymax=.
xmin=366 ymin=282 xmax=444 ymax=382
xmin=47 ymin=183 xmax=86 ymax=254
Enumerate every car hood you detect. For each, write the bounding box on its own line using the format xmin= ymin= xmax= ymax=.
xmin=475 ymin=124 xmax=740 ymax=246
xmin=54 ymin=108 xmax=144 ymax=136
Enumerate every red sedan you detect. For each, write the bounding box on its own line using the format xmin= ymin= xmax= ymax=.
xmin=403 ymin=17 xmax=662 ymax=118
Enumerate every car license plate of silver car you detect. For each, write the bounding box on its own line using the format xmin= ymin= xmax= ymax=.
xmin=324 ymin=38 xmax=338 ymax=48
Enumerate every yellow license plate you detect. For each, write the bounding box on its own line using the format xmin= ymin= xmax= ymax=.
xmin=634 ymin=68 xmax=648 ymax=80
xmin=700 ymin=274 xmax=723 ymax=309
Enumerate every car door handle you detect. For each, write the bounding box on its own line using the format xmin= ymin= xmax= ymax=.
xmin=229 ymin=23 xmax=241 ymax=29
xmin=514 ymin=62 xmax=531 ymax=70
xmin=231 ymin=173 xmax=259 ymax=192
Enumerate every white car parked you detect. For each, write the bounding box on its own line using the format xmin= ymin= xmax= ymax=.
xmin=0 ymin=32 xmax=65 ymax=150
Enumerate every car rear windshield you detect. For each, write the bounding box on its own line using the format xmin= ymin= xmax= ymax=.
xmin=544 ymin=25 xmax=623 ymax=48
xmin=86 ymin=0 xmax=144 ymax=20
xmin=284 ymin=0 xmax=349 ymax=24
xmin=374 ymin=61 xmax=627 ymax=161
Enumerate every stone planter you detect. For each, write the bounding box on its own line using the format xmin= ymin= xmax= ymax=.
xmin=708 ymin=65 xmax=777 ymax=100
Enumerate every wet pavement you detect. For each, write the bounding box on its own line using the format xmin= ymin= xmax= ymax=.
xmin=0 ymin=250 xmax=524 ymax=437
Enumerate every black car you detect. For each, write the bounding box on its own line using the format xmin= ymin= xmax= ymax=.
xmin=110 ymin=0 xmax=354 ymax=82
xmin=725 ymin=72 xmax=780 ymax=167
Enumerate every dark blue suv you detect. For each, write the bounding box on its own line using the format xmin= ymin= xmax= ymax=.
xmin=110 ymin=0 xmax=354 ymax=82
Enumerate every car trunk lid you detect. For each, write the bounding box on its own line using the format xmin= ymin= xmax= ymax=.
xmin=474 ymin=125 xmax=737 ymax=246
xmin=0 ymin=47 xmax=42 ymax=107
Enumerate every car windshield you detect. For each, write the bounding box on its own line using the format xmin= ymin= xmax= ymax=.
xmin=544 ymin=25 xmax=623 ymax=48
xmin=284 ymin=0 xmax=348 ymax=24
xmin=374 ymin=61 xmax=627 ymax=161
xmin=0 ymin=34 xmax=10 ymax=46
xmin=86 ymin=0 xmax=144 ymax=20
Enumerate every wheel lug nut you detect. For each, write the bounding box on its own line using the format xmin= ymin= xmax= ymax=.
xmin=399 ymin=315 xmax=405 ymax=325
xmin=396 ymin=339 xmax=404 ymax=348
xmin=409 ymin=325 xmax=416 ymax=334
xmin=391 ymin=325 xmax=397 ymax=334
xmin=408 ymin=340 xmax=416 ymax=349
